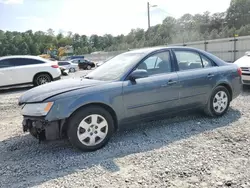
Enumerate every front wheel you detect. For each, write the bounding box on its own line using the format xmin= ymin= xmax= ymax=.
xmin=67 ymin=106 xmax=115 ymax=152
xmin=204 ymin=86 xmax=230 ymax=117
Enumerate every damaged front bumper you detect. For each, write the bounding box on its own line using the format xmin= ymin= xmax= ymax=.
xmin=22 ymin=116 xmax=66 ymax=142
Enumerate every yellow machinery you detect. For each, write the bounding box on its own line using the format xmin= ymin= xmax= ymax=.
xmin=39 ymin=47 xmax=66 ymax=60
xmin=39 ymin=54 xmax=51 ymax=59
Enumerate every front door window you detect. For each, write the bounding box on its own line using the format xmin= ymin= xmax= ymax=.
xmin=136 ymin=51 xmax=172 ymax=76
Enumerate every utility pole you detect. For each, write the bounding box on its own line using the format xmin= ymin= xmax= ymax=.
xmin=180 ymin=23 xmax=185 ymax=45
xmin=233 ymin=18 xmax=237 ymax=62
xmin=147 ymin=2 xmax=150 ymax=29
xmin=147 ymin=2 xmax=157 ymax=29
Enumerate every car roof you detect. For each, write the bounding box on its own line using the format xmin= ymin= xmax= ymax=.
xmin=0 ymin=55 xmax=46 ymax=61
xmin=124 ymin=46 xmax=205 ymax=54
xmin=58 ymin=60 xmax=70 ymax=62
xmin=122 ymin=46 xmax=227 ymax=66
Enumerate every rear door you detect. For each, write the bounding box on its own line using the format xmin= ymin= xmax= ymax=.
xmin=0 ymin=59 xmax=16 ymax=87
xmin=11 ymin=58 xmax=46 ymax=84
xmin=64 ymin=62 xmax=71 ymax=69
xmin=173 ymin=49 xmax=218 ymax=108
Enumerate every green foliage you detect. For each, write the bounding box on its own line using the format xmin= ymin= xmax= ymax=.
xmin=0 ymin=0 xmax=249 ymax=56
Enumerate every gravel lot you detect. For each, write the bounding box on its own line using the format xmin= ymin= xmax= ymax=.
xmin=0 ymin=71 xmax=250 ymax=188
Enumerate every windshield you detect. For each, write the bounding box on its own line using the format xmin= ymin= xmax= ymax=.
xmin=85 ymin=52 xmax=145 ymax=81
xmin=70 ymin=59 xmax=78 ymax=64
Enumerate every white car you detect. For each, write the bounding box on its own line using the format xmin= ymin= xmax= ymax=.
xmin=58 ymin=61 xmax=79 ymax=72
xmin=234 ymin=52 xmax=250 ymax=85
xmin=0 ymin=55 xmax=61 ymax=88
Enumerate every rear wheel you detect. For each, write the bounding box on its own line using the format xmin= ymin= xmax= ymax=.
xmin=34 ymin=73 xmax=52 ymax=86
xmin=204 ymin=86 xmax=230 ymax=117
xmin=87 ymin=65 xmax=91 ymax=70
xmin=67 ymin=106 xmax=115 ymax=152
xmin=69 ymin=68 xmax=75 ymax=72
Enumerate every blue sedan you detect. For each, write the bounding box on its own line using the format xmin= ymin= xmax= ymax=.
xmin=18 ymin=46 xmax=242 ymax=151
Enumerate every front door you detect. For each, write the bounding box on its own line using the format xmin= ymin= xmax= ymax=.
xmin=0 ymin=59 xmax=16 ymax=87
xmin=122 ymin=50 xmax=180 ymax=121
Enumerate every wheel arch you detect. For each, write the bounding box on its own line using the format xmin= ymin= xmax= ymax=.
xmin=62 ymin=102 xmax=118 ymax=135
xmin=205 ymin=82 xmax=233 ymax=106
xmin=216 ymin=83 xmax=233 ymax=101
xmin=33 ymin=72 xmax=53 ymax=83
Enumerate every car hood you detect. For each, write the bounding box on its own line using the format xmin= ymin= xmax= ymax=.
xmin=18 ymin=78 xmax=107 ymax=105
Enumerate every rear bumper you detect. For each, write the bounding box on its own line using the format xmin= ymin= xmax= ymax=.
xmin=231 ymin=76 xmax=243 ymax=100
xmin=53 ymin=76 xmax=61 ymax=81
xmin=22 ymin=116 xmax=65 ymax=141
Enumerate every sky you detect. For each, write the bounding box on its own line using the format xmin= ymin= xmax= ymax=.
xmin=0 ymin=0 xmax=231 ymax=36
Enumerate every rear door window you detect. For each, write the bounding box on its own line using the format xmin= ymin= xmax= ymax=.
xmin=60 ymin=61 xmax=70 ymax=65
xmin=11 ymin=58 xmax=45 ymax=66
xmin=174 ymin=50 xmax=203 ymax=71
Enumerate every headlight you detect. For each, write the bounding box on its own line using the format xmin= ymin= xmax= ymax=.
xmin=21 ymin=102 xmax=54 ymax=116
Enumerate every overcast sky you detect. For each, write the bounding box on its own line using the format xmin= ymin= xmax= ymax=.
xmin=0 ymin=0 xmax=231 ymax=36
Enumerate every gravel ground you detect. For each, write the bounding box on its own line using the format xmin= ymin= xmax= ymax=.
xmin=0 ymin=72 xmax=250 ymax=188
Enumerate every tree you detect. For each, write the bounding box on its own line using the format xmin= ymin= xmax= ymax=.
xmin=30 ymin=43 xmax=40 ymax=55
xmin=20 ymin=42 xmax=30 ymax=55
xmin=0 ymin=0 xmax=250 ymax=57
xmin=226 ymin=0 xmax=250 ymax=29
xmin=47 ymin=28 xmax=54 ymax=36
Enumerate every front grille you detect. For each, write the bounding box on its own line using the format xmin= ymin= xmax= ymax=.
xmin=243 ymin=80 xmax=250 ymax=84
xmin=242 ymin=73 xmax=250 ymax=76
xmin=241 ymin=67 xmax=250 ymax=72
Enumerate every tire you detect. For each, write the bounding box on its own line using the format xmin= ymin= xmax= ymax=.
xmin=69 ymin=68 xmax=75 ymax=72
xmin=34 ymin=73 xmax=52 ymax=86
xmin=67 ymin=106 xmax=115 ymax=152
xmin=204 ymin=86 xmax=230 ymax=117
xmin=87 ymin=65 xmax=91 ymax=70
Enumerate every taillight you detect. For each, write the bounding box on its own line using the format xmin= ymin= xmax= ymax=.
xmin=237 ymin=67 xmax=242 ymax=76
xmin=51 ymin=65 xmax=59 ymax=68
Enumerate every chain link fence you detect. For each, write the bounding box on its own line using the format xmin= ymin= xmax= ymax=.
xmin=84 ymin=35 xmax=250 ymax=63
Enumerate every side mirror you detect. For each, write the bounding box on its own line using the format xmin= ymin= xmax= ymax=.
xmin=129 ymin=69 xmax=148 ymax=81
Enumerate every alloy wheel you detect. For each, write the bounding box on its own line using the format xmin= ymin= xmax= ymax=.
xmin=213 ymin=91 xmax=228 ymax=113
xmin=70 ymin=68 xmax=75 ymax=72
xmin=77 ymin=114 xmax=108 ymax=146
xmin=37 ymin=75 xmax=51 ymax=85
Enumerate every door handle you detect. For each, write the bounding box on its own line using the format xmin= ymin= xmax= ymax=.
xmin=207 ymin=73 xmax=214 ymax=78
xmin=168 ymin=80 xmax=177 ymax=85
xmin=161 ymin=80 xmax=177 ymax=87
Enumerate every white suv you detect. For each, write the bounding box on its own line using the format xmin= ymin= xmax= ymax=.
xmin=0 ymin=55 xmax=61 ymax=88
xmin=234 ymin=52 xmax=250 ymax=85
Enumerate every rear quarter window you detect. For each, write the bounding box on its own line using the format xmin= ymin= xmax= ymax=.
xmin=200 ymin=54 xmax=215 ymax=67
